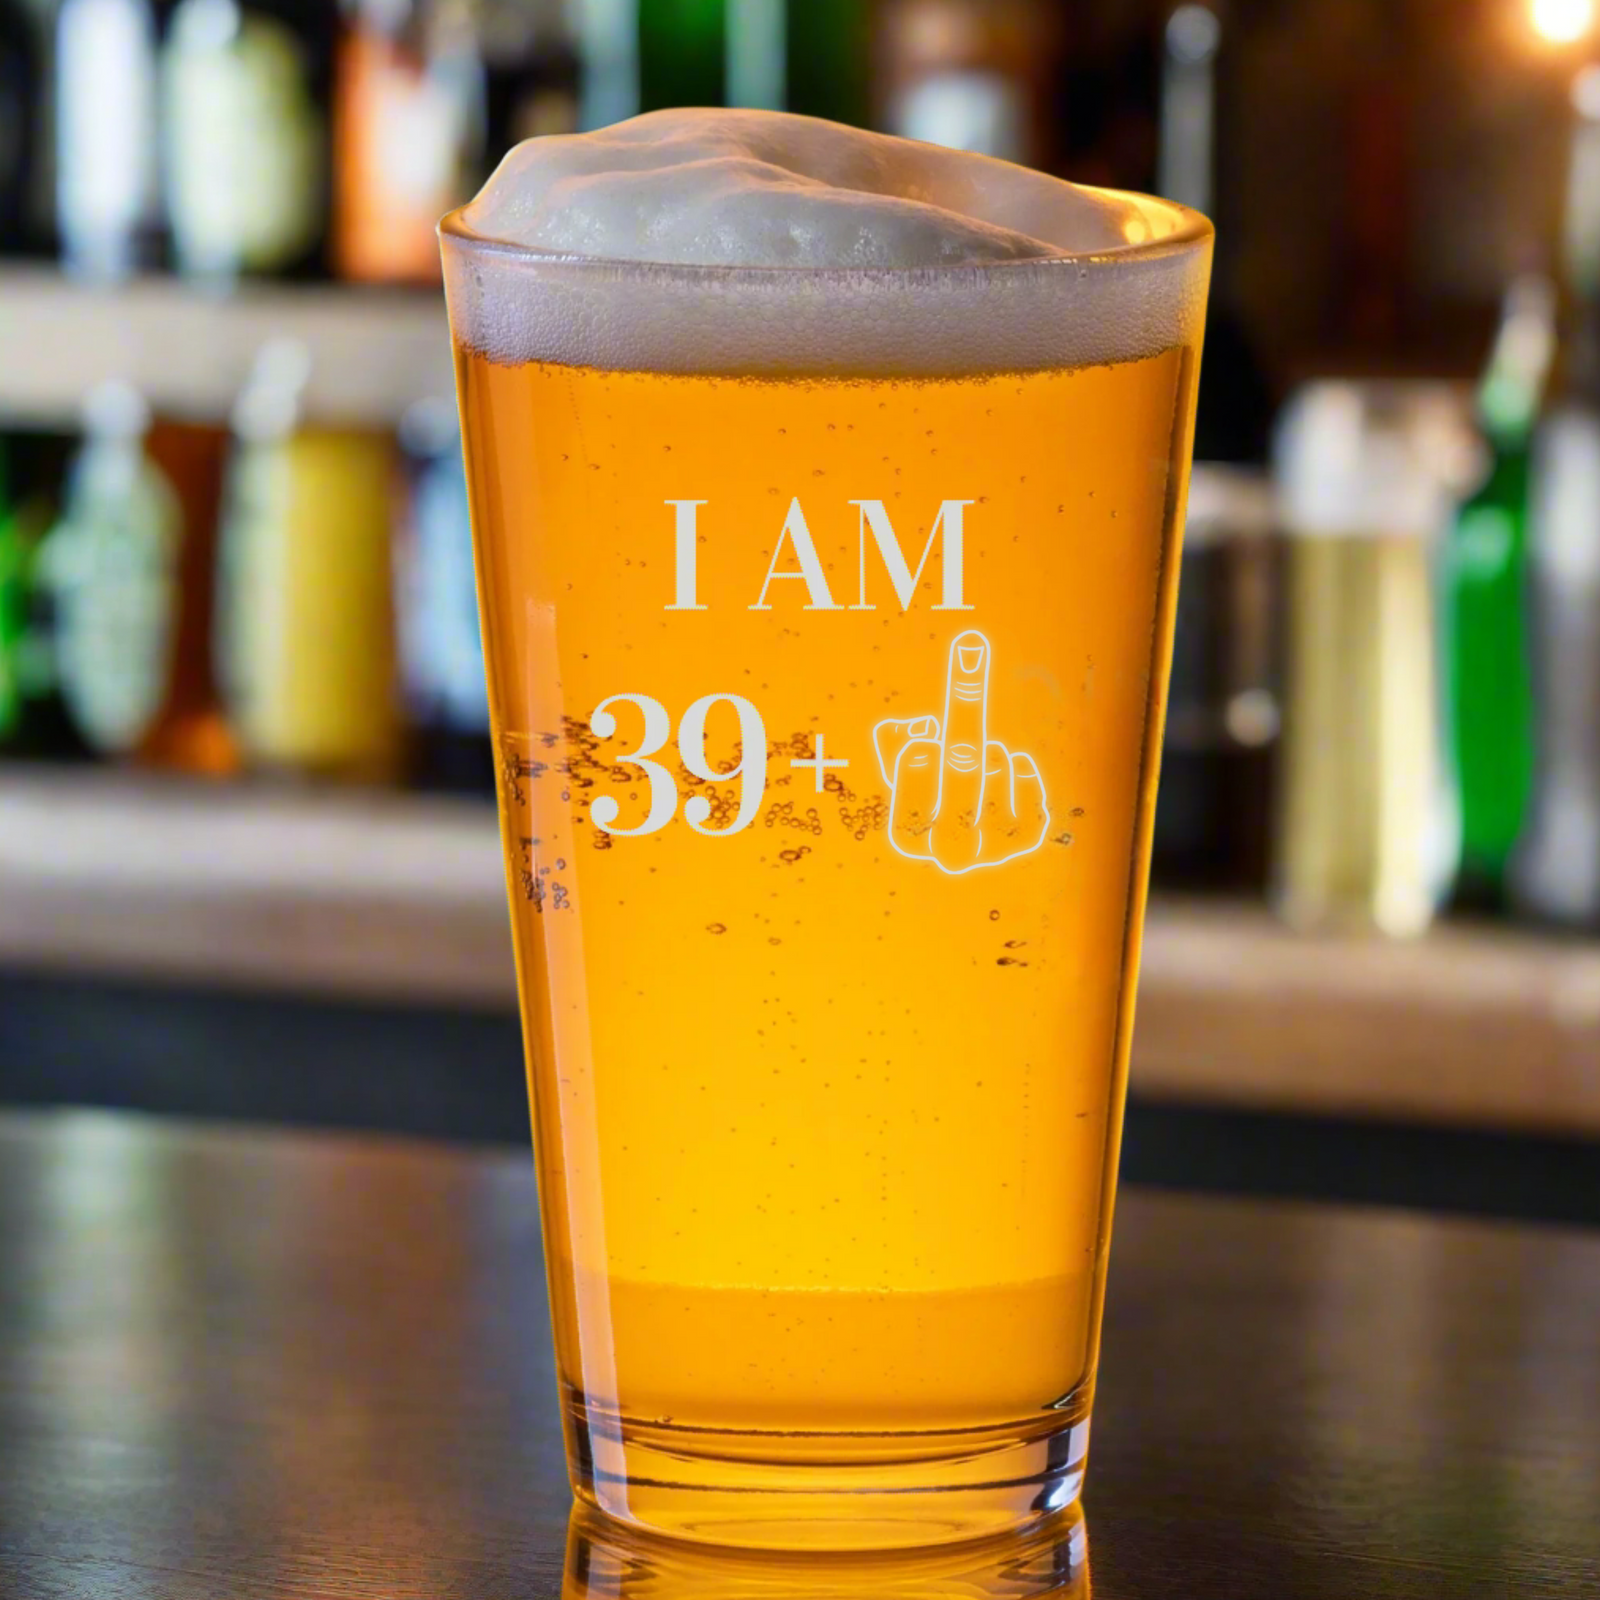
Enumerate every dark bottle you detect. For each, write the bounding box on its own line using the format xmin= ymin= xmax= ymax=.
xmin=639 ymin=0 xmax=724 ymax=113
xmin=1152 ymin=465 xmax=1278 ymax=890
xmin=1156 ymin=0 xmax=1272 ymax=464
xmin=161 ymin=0 xmax=336 ymax=282
xmin=1150 ymin=2 xmax=1277 ymax=889
xmin=7 ymin=428 xmax=91 ymax=761
xmin=0 ymin=0 xmax=39 ymax=253
xmin=786 ymin=0 xmax=869 ymax=127
xmin=1444 ymin=276 xmax=1554 ymax=907
xmin=480 ymin=0 xmax=578 ymax=156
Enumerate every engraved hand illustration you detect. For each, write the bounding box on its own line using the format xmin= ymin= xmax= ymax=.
xmin=872 ymin=629 xmax=1050 ymax=874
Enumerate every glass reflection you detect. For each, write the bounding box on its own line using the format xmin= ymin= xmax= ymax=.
xmin=564 ymin=1502 xmax=1089 ymax=1599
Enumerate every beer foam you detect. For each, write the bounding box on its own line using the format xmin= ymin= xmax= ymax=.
xmin=443 ymin=109 xmax=1210 ymax=375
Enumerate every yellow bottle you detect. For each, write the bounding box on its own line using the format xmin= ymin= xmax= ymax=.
xmin=218 ymin=341 xmax=400 ymax=782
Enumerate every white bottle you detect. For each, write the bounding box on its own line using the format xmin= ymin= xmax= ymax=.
xmin=162 ymin=0 xmax=324 ymax=282
xmin=55 ymin=0 xmax=158 ymax=280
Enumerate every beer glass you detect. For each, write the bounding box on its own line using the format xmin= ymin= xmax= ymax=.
xmin=441 ymin=135 xmax=1209 ymax=1550
xmin=563 ymin=1501 xmax=1089 ymax=1597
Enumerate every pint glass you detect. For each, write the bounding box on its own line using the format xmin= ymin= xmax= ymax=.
xmin=442 ymin=167 xmax=1210 ymax=1550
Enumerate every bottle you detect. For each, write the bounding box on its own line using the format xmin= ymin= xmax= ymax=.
xmin=217 ymin=342 xmax=401 ymax=783
xmin=722 ymin=0 xmax=872 ymax=127
xmin=726 ymin=0 xmax=782 ymax=111
xmin=395 ymin=397 xmax=492 ymax=793
xmin=480 ymin=0 xmax=579 ymax=155
xmin=1152 ymin=464 xmax=1278 ymax=890
xmin=31 ymin=385 xmax=236 ymax=772
xmin=161 ymin=0 xmax=334 ymax=282
xmin=55 ymin=0 xmax=159 ymax=279
xmin=639 ymin=0 xmax=725 ymax=113
xmin=1150 ymin=2 xmax=1278 ymax=890
xmin=0 ymin=0 xmax=39 ymax=254
xmin=1336 ymin=12 xmax=1412 ymax=355
xmin=3 ymin=428 xmax=87 ymax=760
xmin=1511 ymin=67 xmax=1600 ymax=926
xmin=333 ymin=0 xmax=485 ymax=284
xmin=139 ymin=419 xmax=238 ymax=773
xmin=1156 ymin=1 xmax=1272 ymax=464
xmin=577 ymin=0 xmax=640 ymax=130
xmin=1273 ymin=383 xmax=1471 ymax=938
xmin=1443 ymin=275 xmax=1555 ymax=908
xmin=786 ymin=0 xmax=870 ymax=127
xmin=877 ymin=0 xmax=1062 ymax=169
xmin=0 ymin=439 xmax=22 ymax=740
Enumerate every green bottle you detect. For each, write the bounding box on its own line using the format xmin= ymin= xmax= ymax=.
xmin=1445 ymin=275 xmax=1556 ymax=903
xmin=725 ymin=0 xmax=870 ymax=126
xmin=787 ymin=0 xmax=868 ymax=127
xmin=639 ymin=0 xmax=725 ymax=111
xmin=0 ymin=439 xmax=22 ymax=743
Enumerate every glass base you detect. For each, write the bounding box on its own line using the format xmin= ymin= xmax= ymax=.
xmin=566 ymin=1383 xmax=1091 ymax=1551
xmin=566 ymin=1499 xmax=1091 ymax=1595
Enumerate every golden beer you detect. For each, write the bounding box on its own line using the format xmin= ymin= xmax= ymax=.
xmin=443 ymin=108 xmax=1209 ymax=1550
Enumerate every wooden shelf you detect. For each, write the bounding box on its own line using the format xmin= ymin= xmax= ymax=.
xmin=2 ymin=763 xmax=1597 ymax=1140
xmin=0 ymin=269 xmax=453 ymax=428
xmin=1134 ymin=908 xmax=1600 ymax=1140
xmin=0 ymin=765 xmax=511 ymax=1008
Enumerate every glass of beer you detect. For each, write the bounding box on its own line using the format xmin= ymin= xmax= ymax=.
xmin=441 ymin=110 xmax=1210 ymax=1551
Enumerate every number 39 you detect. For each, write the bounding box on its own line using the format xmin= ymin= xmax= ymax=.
xmin=589 ymin=694 xmax=767 ymax=838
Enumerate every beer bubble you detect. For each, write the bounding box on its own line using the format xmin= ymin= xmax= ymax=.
xmin=706 ymin=923 xmax=727 ymax=935
xmin=989 ymin=910 xmax=1001 ymax=921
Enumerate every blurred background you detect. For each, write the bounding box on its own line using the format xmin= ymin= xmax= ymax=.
xmin=2 ymin=0 xmax=1599 ymax=1223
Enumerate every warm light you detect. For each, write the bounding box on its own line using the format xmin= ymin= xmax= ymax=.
xmin=1531 ymin=0 xmax=1595 ymax=45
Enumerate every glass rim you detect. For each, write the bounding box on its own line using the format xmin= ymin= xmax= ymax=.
xmin=437 ymin=189 xmax=1213 ymax=284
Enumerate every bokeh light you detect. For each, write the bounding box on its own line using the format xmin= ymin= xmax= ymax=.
xmin=1531 ymin=0 xmax=1596 ymax=45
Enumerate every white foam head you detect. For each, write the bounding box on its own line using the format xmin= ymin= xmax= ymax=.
xmin=442 ymin=109 xmax=1210 ymax=376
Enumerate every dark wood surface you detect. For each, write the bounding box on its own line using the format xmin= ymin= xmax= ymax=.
xmin=1 ymin=1110 xmax=1597 ymax=1599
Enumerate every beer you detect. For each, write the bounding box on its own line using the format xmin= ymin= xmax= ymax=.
xmin=461 ymin=352 xmax=1185 ymax=1416
xmin=443 ymin=108 xmax=1208 ymax=1548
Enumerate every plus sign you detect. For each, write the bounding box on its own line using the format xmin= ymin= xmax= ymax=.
xmin=791 ymin=734 xmax=849 ymax=793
